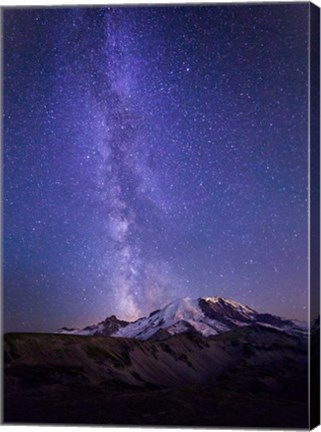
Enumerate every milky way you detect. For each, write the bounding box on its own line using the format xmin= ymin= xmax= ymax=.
xmin=4 ymin=4 xmax=309 ymax=331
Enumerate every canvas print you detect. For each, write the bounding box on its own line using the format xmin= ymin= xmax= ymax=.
xmin=2 ymin=2 xmax=320 ymax=429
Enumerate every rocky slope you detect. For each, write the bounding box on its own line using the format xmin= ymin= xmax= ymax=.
xmin=4 ymin=325 xmax=308 ymax=427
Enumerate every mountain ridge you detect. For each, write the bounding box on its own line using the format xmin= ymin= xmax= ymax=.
xmin=57 ymin=296 xmax=307 ymax=340
xmin=4 ymin=325 xmax=309 ymax=427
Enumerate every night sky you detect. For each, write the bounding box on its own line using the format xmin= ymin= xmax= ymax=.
xmin=4 ymin=4 xmax=309 ymax=332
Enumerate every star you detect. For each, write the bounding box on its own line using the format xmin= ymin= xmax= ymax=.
xmin=3 ymin=3 xmax=310 ymax=331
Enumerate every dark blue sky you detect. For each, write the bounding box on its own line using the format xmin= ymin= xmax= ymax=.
xmin=4 ymin=4 xmax=309 ymax=332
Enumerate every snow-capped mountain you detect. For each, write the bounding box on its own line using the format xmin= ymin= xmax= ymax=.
xmin=57 ymin=296 xmax=307 ymax=340
xmin=56 ymin=315 xmax=128 ymax=337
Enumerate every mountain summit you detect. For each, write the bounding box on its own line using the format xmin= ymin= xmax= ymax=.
xmin=57 ymin=296 xmax=306 ymax=340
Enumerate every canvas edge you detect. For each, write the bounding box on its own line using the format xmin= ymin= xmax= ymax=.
xmin=309 ymin=1 xmax=320 ymax=430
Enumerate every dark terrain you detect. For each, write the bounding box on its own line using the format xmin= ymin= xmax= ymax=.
xmin=3 ymin=326 xmax=308 ymax=427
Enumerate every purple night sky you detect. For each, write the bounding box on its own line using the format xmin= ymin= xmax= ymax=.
xmin=4 ymin=4 xmax=309 ymax=332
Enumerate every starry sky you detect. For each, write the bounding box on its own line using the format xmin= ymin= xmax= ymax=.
xmin=4 ymin=4 xmax=310 ymax=332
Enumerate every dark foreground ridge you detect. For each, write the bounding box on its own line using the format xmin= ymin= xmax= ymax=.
xmin=4 ymin=325 xmax=308 ymax=427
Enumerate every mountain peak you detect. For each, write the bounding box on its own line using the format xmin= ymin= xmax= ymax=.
xmin=57 ymin=295 xmax=307 ymax=340
xmin=201 ymin=296 xmax=255 ymax=311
